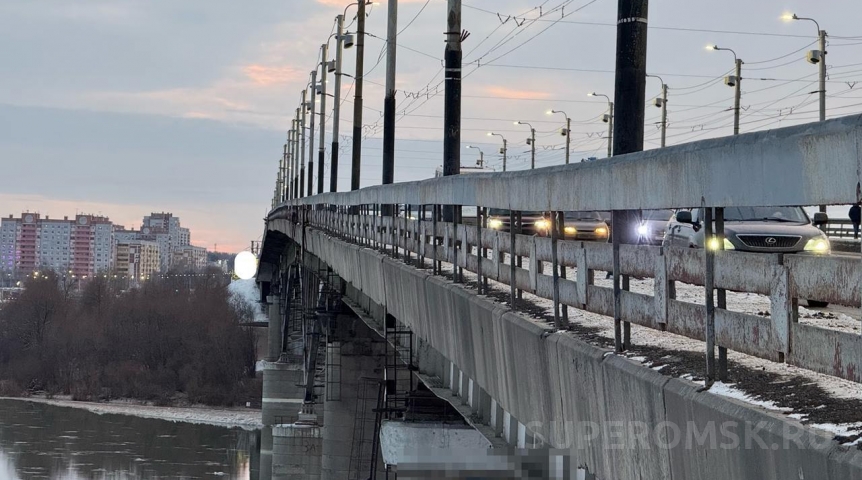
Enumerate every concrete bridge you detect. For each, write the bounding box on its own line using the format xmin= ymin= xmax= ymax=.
xmin=256 ymin=115 xmax=862 ymax=479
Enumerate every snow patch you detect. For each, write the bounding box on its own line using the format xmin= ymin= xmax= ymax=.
xmin=229 ymin=279 xmax=267 ymax=323
xmin=708 ymin=382 xmax=792 ymax=412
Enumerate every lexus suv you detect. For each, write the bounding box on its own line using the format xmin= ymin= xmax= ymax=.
xmin=663 ymin=205 xmax=831 ymax=306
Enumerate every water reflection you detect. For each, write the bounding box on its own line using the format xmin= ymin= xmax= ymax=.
xmin=0 ymin=399 xmax=259 ymax=480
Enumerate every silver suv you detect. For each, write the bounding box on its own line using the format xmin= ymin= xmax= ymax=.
xmin=664 ymin=206 xmax=830 ymax=306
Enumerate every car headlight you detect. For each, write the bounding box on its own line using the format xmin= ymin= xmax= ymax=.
xmin=564 ymin=226 xmax=577 ymax=235
xmin=595 ymin=227 xmax=608 ymax=236
xmin=804 ymin=237 xmax=830 ymax=254
xmin=707 ymin=237 xmax=735 ymax=251
xmin=534 ymin=219 xmax=551 ymax=231
xmin=637 ymin=224 xmax=648 ymax=236
xmin=488 ymin=218 xmax=504 ymax=230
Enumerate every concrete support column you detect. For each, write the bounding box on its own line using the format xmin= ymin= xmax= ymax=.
xmin=273 ymin=424 xmax=323 ymax=479
xmin=470 ymin=384 xmax=492 ymax=424
xmin=322 ymin=323 xmax=385 ymax=480
xmin=267 ymin=296 xmax=282 ymax=362
xmin=458 ymin=370 xmax=469 ymax=404
xmin=503 ymin=411 xmax=517 ymax=446
xmin=490 ymin=399 xmax=504 ymax=437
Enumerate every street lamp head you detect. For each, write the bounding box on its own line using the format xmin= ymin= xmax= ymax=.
xmin=588 ymin=92 xmax=596 ymax=97
xmin=781 ymin=12 xmax=799 ymax=22
xmin=487 ymin=132 xmax=494 ymax=136
xmin=466 ymin=145 xmax=474 ymax=149
xmin=546 ymin=109 xmax=554 ymax=115
xmin=514 ymin=121 xmax=521 ymax=125
xmin=707 ymin=44 xmax=718 ymax=51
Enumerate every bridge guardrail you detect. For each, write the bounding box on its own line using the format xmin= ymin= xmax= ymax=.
xmin=268 ymin=115 xmax=862 ymax=386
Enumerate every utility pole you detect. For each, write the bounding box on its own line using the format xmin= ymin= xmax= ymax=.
xmin=318 ymin=44 xmax=328 ymax=195
xmin=442 ymin=0 xmax=462 ymax=225
xmin=443 ymin=0 xmax=461 ymax=181
xmin=282 ymin=143 xmax=288 ymax=202
xmin=351 ymin=0 xmax=367 ymax=191
xmin=818 ymin=29 xmax=827 ymax=122
xmin=308 ymin=69 xmax=317 ymax=197
xmin=300 ymin=92 xmax=307 ymax=198
xmin=530 ymin=127 xmax=536 ymax=169
xmin=611 ymin=0 xmax=649 ymax=356
xmin=382 ymin=0 xmax=398 ymax=187
xmin=606 ymin=102 xmax=614 ymax=158
xmin=330 ymin=14 xmax=346 ymax=193
xmin=488 ymin=132 xmax=507 ymax=171
xmin=733 ymin=58 xmax=742 ymax=136
xmin=293 ymin=111 xmax=300 ymax=198
xmin=564 ymin=117 xmax=571 ymax=164
xmin=660 ymin=83 xmax=668 ymax=147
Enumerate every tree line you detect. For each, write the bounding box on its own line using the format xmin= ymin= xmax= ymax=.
xmin=0 ymin=268 xmax=259 ymax=406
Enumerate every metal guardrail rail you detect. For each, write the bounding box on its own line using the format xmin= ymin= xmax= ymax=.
xmin=267 ymin=115 xmax=862 ymax=385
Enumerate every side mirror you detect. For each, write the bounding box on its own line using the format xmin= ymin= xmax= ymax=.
xmin=812 ymin=212 xmax=828 ymax=226
xmin=676 ymin=211 xmax=693 ymax=224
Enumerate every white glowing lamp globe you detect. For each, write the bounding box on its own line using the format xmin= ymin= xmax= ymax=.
xmin=234 ymin=251 xmax=258 ymax=280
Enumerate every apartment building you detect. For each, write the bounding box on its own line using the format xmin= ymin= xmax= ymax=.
xmin=0 ymin=213 xmax=114 ymax=278
xmin=115 ymin=240 xmax=160 ymax=281
xmin=172 ymin=245 xmax=207 ymax=271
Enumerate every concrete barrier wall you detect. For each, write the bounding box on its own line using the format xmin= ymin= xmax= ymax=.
xmin=289 ymin=226 xmax=862 ymax=479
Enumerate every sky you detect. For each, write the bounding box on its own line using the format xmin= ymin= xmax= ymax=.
xmin=2 ymin=0 xmax=861 ymax=252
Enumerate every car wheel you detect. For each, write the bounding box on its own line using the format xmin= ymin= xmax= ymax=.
xmin=806 ymin=299 xmax=830 ymax=308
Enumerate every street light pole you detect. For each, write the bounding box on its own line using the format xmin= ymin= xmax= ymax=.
xmin=548 ymin=110 xmax=571 ymax=164
xmin=351 ymin=0 xmax=367 ymax=191
xmin=299 ymin=91 xmax=307 ymax=198
xmin=317 ymin=44 xmax=328 ymax=195
xmin=709 ymin=45 xmax=742 ymax=136
xmin=307 ymin=69 xmax=317 ymax=197
xmin=647 ymin=75 xmax=668 ymax=147
xmin=589 ymin=93 xmax=614 ymax=158
xmin=465 ymin=145 xmax=484 ymax=168
xmin=488 ymin=132 xmax=507 ymax=172
xmin=515 ymin=121 xmax=536 ymax=169
xmin=382 ymin=0 xmax=398 ymax=187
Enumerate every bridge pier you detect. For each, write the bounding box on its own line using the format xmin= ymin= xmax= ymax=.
xmin=266 ymin=296 xmax=282 ymax=362
xmin=321 ymin=319 xmax=386 ymax=480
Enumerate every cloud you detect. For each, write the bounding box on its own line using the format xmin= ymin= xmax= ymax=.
xmin=483 ymin=85 xmax=551 ymax=100
xmin=243 ymin=64 xmax=303 ymax=86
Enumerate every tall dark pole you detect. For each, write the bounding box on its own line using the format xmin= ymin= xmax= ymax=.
xmin=317 ymin=44 xmax=328 ymax=195
xmin=611 ymin=0 xmax=648 ymax=354
xmin=443 ymin=0 xmax=461 ymax=223
xmin=351 ymin=0 xmax=366 ymax=191
xmin=382 ymin=0 xmax=398 ymax=187
xmin=330 ymin=14 xmax=345 ymax=193
xmin=307 ymin=69 xmax=317 ymax=197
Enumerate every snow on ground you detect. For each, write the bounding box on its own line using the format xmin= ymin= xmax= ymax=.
xmin=229 ymin=279 xmax=267 ymax=322
xmin=0 ymin=396 xmax=262 ymax=430
xmin=699 ymin=380 xmax=791 ymax=412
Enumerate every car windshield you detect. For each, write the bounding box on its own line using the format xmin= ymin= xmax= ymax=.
xmin=565 ymin=211 xmax=601 ymax=221
xmin=488 ymin=209 xmax=545 ymax=217
xmin=723 ymin=206 xmax=808 ymax=223
xmin=643 ymin=209 xmax=673 ymax=221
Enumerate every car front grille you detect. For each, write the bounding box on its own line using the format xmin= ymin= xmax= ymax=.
xmin=737 ymin=235 xmax=801 ymax=249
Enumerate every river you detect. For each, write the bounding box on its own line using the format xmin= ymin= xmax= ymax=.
xmin=0 ymin=399 xmax=260 ymax=480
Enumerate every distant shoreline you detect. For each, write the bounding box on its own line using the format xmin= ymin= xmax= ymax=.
xmin=0 ymin=396 xmax=262 ymax=430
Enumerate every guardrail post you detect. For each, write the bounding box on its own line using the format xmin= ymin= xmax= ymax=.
xmin=557 ymin=212 xmax=569 ymax=324
xmin=509 ymin=210 xmax=517 ymax=309
xmin=612 ymin=211 xmax=623 ymax=353
xmin=551 ymin=211 xmax=562 ymax=329
xmin=576 ymin=243 xmax=588 ymax=308
xmin=704 ymin=205 xmax=716 ymax=384
xmin=516 ymin=211 xmax=523 ymax=300
xmin=654 ymin=247 xmax=668 ymax=329
xmin=716 ymin=207 xmax=728 ymax=380
xmin=476 ymin=206 xmax=484 ymax=295
xmin=529 ymin=238 xmax=538 ymax=294
xmin=770 ymin=254 xmax=793 ymax=363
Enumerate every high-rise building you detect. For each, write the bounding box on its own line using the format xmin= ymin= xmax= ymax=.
xmin=172 ymin=245 xmax=207 ymax=271
xmin=141 ymin=212 xmax=193 ymax=271
xmin=0 ymin=213 xmax=114 ymax=278
xmin=115 ymin=240 xmax=160 ymax=281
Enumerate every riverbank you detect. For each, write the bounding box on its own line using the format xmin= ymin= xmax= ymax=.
xmin=0 ymin=396 xmax=262 ymax=430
